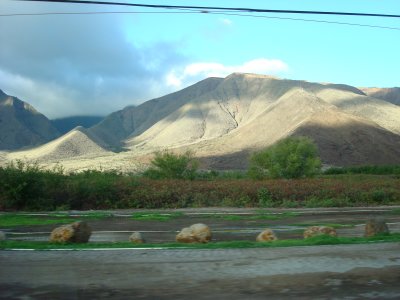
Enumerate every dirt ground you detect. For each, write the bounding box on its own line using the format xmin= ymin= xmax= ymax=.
xmin=4 ymin=206 xmax=400 ymax=243
xmin=2 ymin=207 xmax=400 ymax=299
xmin=1 ymin=243 xmax=400 ymax=299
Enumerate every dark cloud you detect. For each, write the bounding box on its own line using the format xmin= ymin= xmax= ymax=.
xmin=0 ymin=2 xmax=187 ymax=118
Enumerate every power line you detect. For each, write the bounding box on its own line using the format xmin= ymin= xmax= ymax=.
xmin=3 ymin=8 xmax=400 ymax=31
xmin=0 ymin=11 xmax=197 ymax=17
xmin=16 ymin=0 xmax=400 ymax=19
xmin=213 ymin=12 xmax=400 ymax=31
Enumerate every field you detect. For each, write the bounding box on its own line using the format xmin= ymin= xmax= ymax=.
xmin=0 ymin=161 xmax=400 ymax=211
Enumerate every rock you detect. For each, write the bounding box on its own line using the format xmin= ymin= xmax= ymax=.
xmin=50 ymin=221 xmax=92 ymax=243
xmin=256 ymin=229 xmax=277 ymax=242
xmin=365 ymin=218 xmax=390 ymax=237
xmin=129 ymin=232 xmax=144 ymax=243
xmin=0 ymin=231 xmax=6 ymax=241
xmin=176 ymin=223 xmax=212 ymax=243
xmin=303 ymin=226 xmax=337 ymax=239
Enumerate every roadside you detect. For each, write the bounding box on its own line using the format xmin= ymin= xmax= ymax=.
xmin=1 ymin=243 xmax=400 ymax=299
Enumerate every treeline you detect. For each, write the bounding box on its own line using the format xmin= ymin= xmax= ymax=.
xmin=324 ymin=165 xmax=400 ymax=175
xmin=0 ymin=160 xmax=399 ymax=211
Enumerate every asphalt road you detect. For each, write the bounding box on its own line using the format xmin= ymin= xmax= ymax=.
xmin=1 ymin=243 xmax=400 ymax=299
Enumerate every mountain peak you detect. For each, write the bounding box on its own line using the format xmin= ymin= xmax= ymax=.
xmin=226 ymin=72 xmax=281 ymax=80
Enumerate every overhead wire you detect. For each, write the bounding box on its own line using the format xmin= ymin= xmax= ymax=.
xmin=15 ymin=0 xmax=400 ymax=19
xmin=3 ymin=0 xmax=399 ymax=31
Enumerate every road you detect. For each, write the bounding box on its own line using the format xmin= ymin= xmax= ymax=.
xmin=1 ymin=243 xmax=400 ymax=299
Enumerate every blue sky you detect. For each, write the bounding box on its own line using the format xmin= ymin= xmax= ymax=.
xmin=0 ymin=0 xmax=399 ymax=118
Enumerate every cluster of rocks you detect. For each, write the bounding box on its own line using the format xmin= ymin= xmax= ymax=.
xmin=0 ymin=218 xmax=391 ymax=244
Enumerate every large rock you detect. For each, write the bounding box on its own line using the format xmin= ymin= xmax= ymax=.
xmin=0 ymin=231 xmax=6 ymax=241
xmin=256 ymin=229 xmax=277 ymax=242
xmin=50 ymin=221 xmax=92 ymax=243
xmin=303 ymin=226 xmax=337 ymax=239
xmin=176 ymin=223 xmax=211 ymax=243
xmin=129 ymin=232 xmax=145 ymax=244
xmin=365 ymin=218 xmax=390 ymax=237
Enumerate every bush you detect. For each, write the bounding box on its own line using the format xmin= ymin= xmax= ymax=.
xmin=143 ymin=150 xmax=199 ymax=180
xmin=248 ymin=136 xmax=321 ymax=179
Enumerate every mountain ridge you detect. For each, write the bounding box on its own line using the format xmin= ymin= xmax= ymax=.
xmin=2 ymin=73 xmax=400 ymax=171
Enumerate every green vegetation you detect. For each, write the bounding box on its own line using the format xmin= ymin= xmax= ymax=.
xmin=289 ymin=222 xmax=356 ymax=229
xmin=2 ymin=234 xmax=400 ymax=250
xmin=248 ymin=136 xmax=321 ymax=179
xmin=48 ymin=212 xmax=113 ymax=219
xmin=0 ymin=214 xmax=75 ymax=227
xmin=324 ymin=165 xmax=400 ymax=175
xmin=131 ymin=212 xmax=183 ymax=221
xmin=0 ymin=160 xmax=400 ymax=211
xmin=0 ymin=212 xmax=113 ymax=227
xmin=143 ymin=150 xmax=199 ymax=180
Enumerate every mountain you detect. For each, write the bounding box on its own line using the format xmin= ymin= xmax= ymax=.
xmin=0 ymin=89 xmax=60 ymax=150
xmin=90 ymin=77 xmax=223 ymax=148
xmin=360 ymin=87 xmax=400 ymax=106
xmin=89 ymin=73 xmax=400 ymax=168
xmin=8 ymin=126 xmax=111 ymax=162
xmin=51 ymin=116 xmax=104 ymax=135
xmin=3 ymin=73 xmax=400 ymax=171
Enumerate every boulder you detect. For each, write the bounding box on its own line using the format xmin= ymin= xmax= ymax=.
xmin=129 ymin=232 xmax=145 ymax=243
xmin=256 ymin=229 xmax=277 ymax=242
xmin=365 ymin=218 xmax=390 ymax=237
xmin=303 ymin=226 xmax=337 ymax=239
xmin=0 ymin=231 xmax=6 ymax=241
xmin=176 ymin=223 xmax=211 ymax=243
xmin=50 ymin=221 xmax=92 ymax=243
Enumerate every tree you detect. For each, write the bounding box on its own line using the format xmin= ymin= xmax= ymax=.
xmin=248 ymin=136 xmax=321 ymax=179
xmin=143 ymin=150 xmax=199 ymax=179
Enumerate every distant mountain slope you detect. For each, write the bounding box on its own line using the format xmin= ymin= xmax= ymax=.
xmin=89 ymin=77 xmax=223 ymax=148
xmin=8 ymin=126 xmax=111 ymax=162
xmin=360 ymin=87 xmax=400 ymax=106
xmin=4 ymin=73 xmax=400 ymax=170
xmin=52 ymin=116 xmax=104 ymax=134
xmin=0 ymin=89 xmax=60 ymax=150
xmin=186 ymin=86 xmax=400 ymax=169
xmin=123 ymin=73 xmax=400 ymax=154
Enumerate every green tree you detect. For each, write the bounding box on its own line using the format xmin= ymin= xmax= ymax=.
xmin=143 ymin=150 xmax=199 ymax=179
xmin=248 ymin=136 xmax=321 ymax=179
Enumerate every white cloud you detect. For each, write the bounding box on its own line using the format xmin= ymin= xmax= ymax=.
xmin=220 ymin=18 xmax=233 ymax=26
xmin=166 ymin=58 xmax=289 ymax=88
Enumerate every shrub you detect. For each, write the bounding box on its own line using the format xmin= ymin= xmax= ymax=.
xmin=143 ymin=150 xmax=199 ymax=180
xmin=248 ymin=136 xmax=321 ymax=179
xmin=258 ymin=187 xmax=274 ymax=207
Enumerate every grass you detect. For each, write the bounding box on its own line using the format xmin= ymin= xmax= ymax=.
xmin=48 ymin=212 xmax=113 ymax=219
xmin=288 ymin=222 xmax=356 ymax=229
xmin=131 ymin=212 xmax=184 ymax=221
xmin=0 ymin=212 xmax=113 ymax=227
xmin=387 ymin=208 xmax=400 ymax=215
xmin=1 ymin=234 xmax=400 ymax=250
xmin=0 ymin=214 xmax=75 ymax=227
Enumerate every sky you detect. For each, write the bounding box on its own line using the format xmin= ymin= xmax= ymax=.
xmin=0 ymin=0 xmax=399 ymax=118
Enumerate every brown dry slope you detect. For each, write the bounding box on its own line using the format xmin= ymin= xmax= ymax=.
xmin=8 ymin=126 xmax=112 ymax=162
xmin=122 ymin=73 xmax=400 ymax=168
xmin=361 ymin=87 xmax=400 ymax=106
xmin=0 ymin=89 xmax=60 ymax=150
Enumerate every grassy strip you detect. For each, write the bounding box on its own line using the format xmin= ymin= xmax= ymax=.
xmin=1 ymin=234 xmax=400 ymax=250
xmin=131 ymin=212 xmax=184 ymax=221
xmin=0 ymin=214 xmax=75 ymax=227
xmin=0 ymin=212 xmax=113 ymax=227
xmin=48 ymin=212 xmax=113 ymax=219
xmin=288 ymin=223 xmax=356 ymax=229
